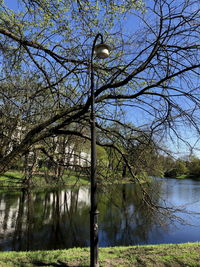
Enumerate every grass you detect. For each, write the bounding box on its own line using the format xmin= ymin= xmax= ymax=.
xmin=0 ymin=171 xmax=24 ymax=188
xmin=0 ymin=170 xmax=90 ymax=189
xmin=1 ymin=170 xmax=199 ymax=190
xmin=0 ymin=243 xmax=200 ymax=266
xmin=176 ymin=174 xmax=200 ymax=181
xmin=0 ymin=170 xmax=137 ymax=189
xmin=176 ymin=174 xmax=188 ymax=179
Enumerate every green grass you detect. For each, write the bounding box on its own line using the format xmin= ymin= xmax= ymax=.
xmin=0 ymin=171 xmax=24 ymax=188
xmin=0 ymin=169 xmax=137 ymax=189
xmin=0 ymin=171 xmax=23 ymax=182
xmin=0 ymin=170 xmax=90 ymax=189
xmin=1 ymin=170 xmax=199 ymax=190
xmin=176 ymin=174 xmax=188 ymax=179
xmin=176 ymin=174 xmax=200 ymax=181
xmin=0 ymin=243 xmax=199 ymax=266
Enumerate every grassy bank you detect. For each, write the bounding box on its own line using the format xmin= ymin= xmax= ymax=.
xmin=1 ymin=170 xmax=199 ymax=189
xmin=0 ymin=170 xmax=135 ymax=189
xmin=177 ymin=175 xmax=200 ymax=181
xmin=0 ymin=243 xmax=200 ymax=267
xmin=0 ymin=170 xmax=89 ymax=188
xmin=165 ymin=174 xmax=200 ymax=181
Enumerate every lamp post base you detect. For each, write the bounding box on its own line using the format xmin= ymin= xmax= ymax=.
xmin=90 ymin=210 xmax=100 ymax=267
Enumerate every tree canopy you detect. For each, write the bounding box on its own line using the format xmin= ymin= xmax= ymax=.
xmin=0 ymin=0 xmax=200 ymax=175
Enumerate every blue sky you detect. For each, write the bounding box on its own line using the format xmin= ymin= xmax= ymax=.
xmin=4 ymin=0 xmax=19 ymax=9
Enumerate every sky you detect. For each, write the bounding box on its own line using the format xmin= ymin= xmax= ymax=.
xmin=4 ymin=0 xmax=19 ymax=9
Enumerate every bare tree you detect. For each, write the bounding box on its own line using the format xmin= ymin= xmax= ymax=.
xmin=0 ymin=0 xmax=199 ymax=177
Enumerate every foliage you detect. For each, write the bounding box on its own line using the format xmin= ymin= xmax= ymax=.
xmin=164 ymin=156 xmax=200 ymax=179
xmin=187 ymin=156 xmax=200 ymax=178
xmin=164 ymin=160 xmax=188 ymax=178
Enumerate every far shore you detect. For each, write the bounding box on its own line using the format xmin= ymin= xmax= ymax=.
xmin=1 ymin=170 xmax=200 ymax=190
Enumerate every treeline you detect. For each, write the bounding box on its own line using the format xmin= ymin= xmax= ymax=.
xmin=162 ymin=156 xmax=200 ymax=180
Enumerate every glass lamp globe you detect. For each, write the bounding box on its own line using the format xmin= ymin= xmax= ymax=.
xmin=94 ymin=43 xmax=110 ymax=59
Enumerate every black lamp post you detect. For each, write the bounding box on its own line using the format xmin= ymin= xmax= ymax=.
xmin=90 ymin=34 xmax=110 ymax=267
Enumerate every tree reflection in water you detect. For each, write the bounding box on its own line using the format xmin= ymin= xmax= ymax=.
xmin=0 ymin=187 xmax=90 ymax=251
xmin=98 ymin=181 xmax=165 ymax=246
xmin=0 ymin=181 xmax=169 ymax=251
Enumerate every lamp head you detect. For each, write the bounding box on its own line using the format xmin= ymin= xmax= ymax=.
xmin=94 ymin=43 xmax=110 ymax=59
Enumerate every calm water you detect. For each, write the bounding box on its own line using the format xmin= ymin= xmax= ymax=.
xmin=0 ymin=177 xmax=200 ymax=251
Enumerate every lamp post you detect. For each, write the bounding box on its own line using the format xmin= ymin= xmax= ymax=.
xmin=90 ymin=34 xmax=110 ymax=267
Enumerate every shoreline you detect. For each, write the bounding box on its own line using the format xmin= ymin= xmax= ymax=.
xmin=1 ymin=170 xmax=200 ymax=191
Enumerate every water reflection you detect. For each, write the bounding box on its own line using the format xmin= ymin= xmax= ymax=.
xmin=0 ymin=178 xmax=200 ymax=251
xmin=98 ymin=183 xmax=162 ymax=246
xmin=0 ymin=187 xmax=90 ymax=251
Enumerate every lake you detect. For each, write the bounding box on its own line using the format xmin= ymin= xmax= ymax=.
xmin=0 ymin=177 xmax=200 ymax=251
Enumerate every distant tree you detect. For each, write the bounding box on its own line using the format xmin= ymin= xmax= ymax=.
xmin=187 ymin=157 xmax=200 ymax=178
xmin=164 ymin=159 xmax=189 ymax=178
xmin=176 ymin=160 xmax=189 ymax=175
xmin=159 ymin=156 xmax=175 ymax=174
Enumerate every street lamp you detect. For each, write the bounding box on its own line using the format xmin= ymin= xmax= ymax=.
xmin=90 ymin=34 xmax=110 ymax=267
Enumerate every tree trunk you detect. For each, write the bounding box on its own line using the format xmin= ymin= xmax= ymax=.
xmin=122 ymin=164 xmax=127 ymax=179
